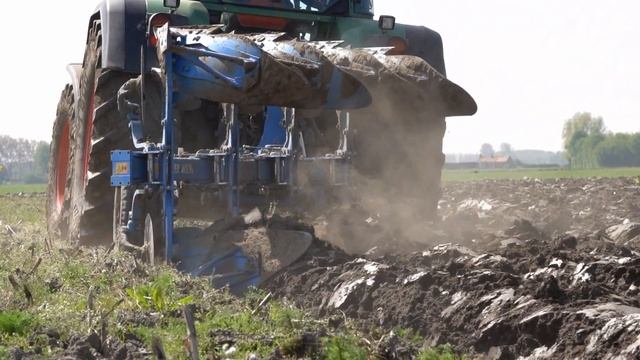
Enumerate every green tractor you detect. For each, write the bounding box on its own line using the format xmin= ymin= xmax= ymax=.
xmin=47 ymin=0 xmax=475 ymax=287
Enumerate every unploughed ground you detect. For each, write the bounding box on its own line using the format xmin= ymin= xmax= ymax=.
xmin=0 ymin=197 xmax=458 ymax=359
xmin=3 ymin=176 xmax=640 ymax=359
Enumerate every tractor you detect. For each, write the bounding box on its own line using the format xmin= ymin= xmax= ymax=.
xmin=47 ymin=0 xmax=476 ymax=293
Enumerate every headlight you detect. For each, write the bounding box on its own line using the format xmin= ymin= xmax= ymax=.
xmin=164 ymin=0 xmax=180 ymax=9
xmin=378 ymin=16 xmax=396 ymax=31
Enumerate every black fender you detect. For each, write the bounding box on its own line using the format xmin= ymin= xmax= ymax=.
xmin=88 ymin=0 xmax=147 ymax=73
xmin=404 ymin=25 xmax=446 ymax=76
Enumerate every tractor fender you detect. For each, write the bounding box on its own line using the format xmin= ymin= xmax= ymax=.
xmin=403 ymin=25 xmax=447 ymax=76
xmin=335 ymin=18 xmax=447 ymax=76
xmin=86 ymin=0 xmax=210 ymax=74
xmin=88 ymin=0 xmax=147 ymax=73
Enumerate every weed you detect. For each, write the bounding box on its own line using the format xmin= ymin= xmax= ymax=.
xmin=204 ymin=308 xmax=264 ymax=334
xmin=417 ymin=344 xmax=462 ymax=360
xmin=60 ymin=262 xmax=91 ymax=285
xmin=0 ymin=311 xmax=36 ymax=336
xmin=126 ymin=272 xmax=193 ymax=312
xmin=268 ymin=302 xmax=303 ymax=330
xmin=394 ymin=327 xmax=424 ymax=346
xmin=322 ymin=336 xmax=368 ymax=360
xmin=130 ymin=319 xmax=188 ymax=359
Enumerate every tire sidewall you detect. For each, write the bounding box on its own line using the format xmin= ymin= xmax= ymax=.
xmin=68 ymin=23 xmax=101 ymax=243
xmin=46 ymin=85 xmax=75 ymax=242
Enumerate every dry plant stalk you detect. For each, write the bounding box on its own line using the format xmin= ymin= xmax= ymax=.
xmin=183 ymin=304 xmax=199 ymax=360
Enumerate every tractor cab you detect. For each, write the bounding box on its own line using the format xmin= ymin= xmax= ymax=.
xmin=204 ymin=0 xmax=375 ymax=35
xmin=216 ymin=0 xmax=372 ymax=16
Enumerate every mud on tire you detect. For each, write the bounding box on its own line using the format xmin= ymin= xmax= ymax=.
xmin=46 ymin=85 xmax=75 ymax=242
xmin=68 ymin=21 xmax=134 ymax=245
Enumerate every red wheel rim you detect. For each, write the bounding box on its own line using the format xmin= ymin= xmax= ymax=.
xmin=55 ymin=118 xmax=71 ymax=211
xmin=82 ymin=89 xmax=96 ymax=186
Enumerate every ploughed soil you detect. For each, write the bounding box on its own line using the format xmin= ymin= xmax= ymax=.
xmin=266 ymin=177 xmax=640 ymax=359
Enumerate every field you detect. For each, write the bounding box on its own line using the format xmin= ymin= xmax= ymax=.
xmin=0 ymin=184 xmax=46 ymax=195
xmin=442 ymin=166 xmax=640 ymax=182
xmin=1 ymin=167 xmax=640 ymax=196
xmin=2 ymin=173 xmax=640 ymax=358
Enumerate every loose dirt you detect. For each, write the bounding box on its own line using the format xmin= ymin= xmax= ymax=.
xmin=266 ymin=177 xmax=640 ymax=359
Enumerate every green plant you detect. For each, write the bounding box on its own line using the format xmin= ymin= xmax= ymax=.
xmin=322 ymin=336 xmax=368 ymax=360
xmin=204 ymin=308 xmax=264 ymax=334
xmin=0 ymin=311 xmax=36 ymax=336
xmin=417 ymin=345 xmax=461 ymax=360
xmin=268 ymin=302 xmax=304 ymax=330
xmin=393 ymin=327 xmax=424 ymax=346
xmin=126 ymin=273 xmax=193 ymax=312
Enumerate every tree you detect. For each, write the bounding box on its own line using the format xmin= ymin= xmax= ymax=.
xmin=499 ymin=143 xmax=514 ymax=156
xmin=572 ymin=133 xmax=604 ymax=168
xmin=562 ymin=113 xmax=606 ymax=150
xmin=0 ymin=135 xmax=40 ymax=163
xmin=33 ymin=141 xmax=50 ymax=178
xmin=595 ymin=133 xmax=640 ymax=167
xmin=562 ymin=112 xmax=606 ymax=167
xmin=480 ymin=143 xmax=495 ymax=157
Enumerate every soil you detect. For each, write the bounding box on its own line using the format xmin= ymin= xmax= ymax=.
xmin=9 ymin=330 xmax=150 ymax=360
xmin=265 ymin=177 xmax=640 ymax=359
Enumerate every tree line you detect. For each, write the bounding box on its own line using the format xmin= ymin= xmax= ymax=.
xmin=0 ymin=135 xmax=49 ymax=183
xmin=563 ymin=112 xmax=640 ymax=168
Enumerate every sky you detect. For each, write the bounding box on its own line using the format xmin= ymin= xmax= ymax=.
xmin=0 ymin=0 xmax=638 ymax=153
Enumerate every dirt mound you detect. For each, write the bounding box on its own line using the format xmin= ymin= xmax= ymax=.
xmin=8 ymin=331 xmax=149 ymax=360
xmin=266 ymin=177 xmax=640 ymax=359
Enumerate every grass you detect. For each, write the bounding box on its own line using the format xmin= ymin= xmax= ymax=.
xmin=0 ymin=311 xmax=36 ymax=336
xmin=322 ymin=336 xmax=368 ymax=360
xmin=0 ymin=195 xmax=45 ymax=224
xmin=443 ymin=167 xmax=640 ymax=182
xmin=0 ymin=196 xmax=463 ymax=359
xmin=418 ymin=345 xmax=464 ymax=360
xmin=0 ymin=183 xmax=46 ymax=195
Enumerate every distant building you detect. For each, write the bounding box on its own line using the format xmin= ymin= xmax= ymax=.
xmin=478 ymin=155 xmax=515 ymax=169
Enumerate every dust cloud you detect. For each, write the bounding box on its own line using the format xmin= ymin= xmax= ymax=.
xmin=311 ymin=81 xmax=451 ymax=255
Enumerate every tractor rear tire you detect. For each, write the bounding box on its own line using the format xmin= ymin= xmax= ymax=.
xmin=68 ymin=21 xmax=134 ymax=245
xmin=46 ymin=85 xmax=75 ymax=242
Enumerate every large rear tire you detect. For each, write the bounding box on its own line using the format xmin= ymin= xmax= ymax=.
xmin=46 ymin=85 xmax=75 ymax=242
xmin=68 ymin=21 xmax=134 ymax=245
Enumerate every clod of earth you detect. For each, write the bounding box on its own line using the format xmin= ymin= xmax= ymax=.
xmin=265 ymin=177 xmax=640 ymax=359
